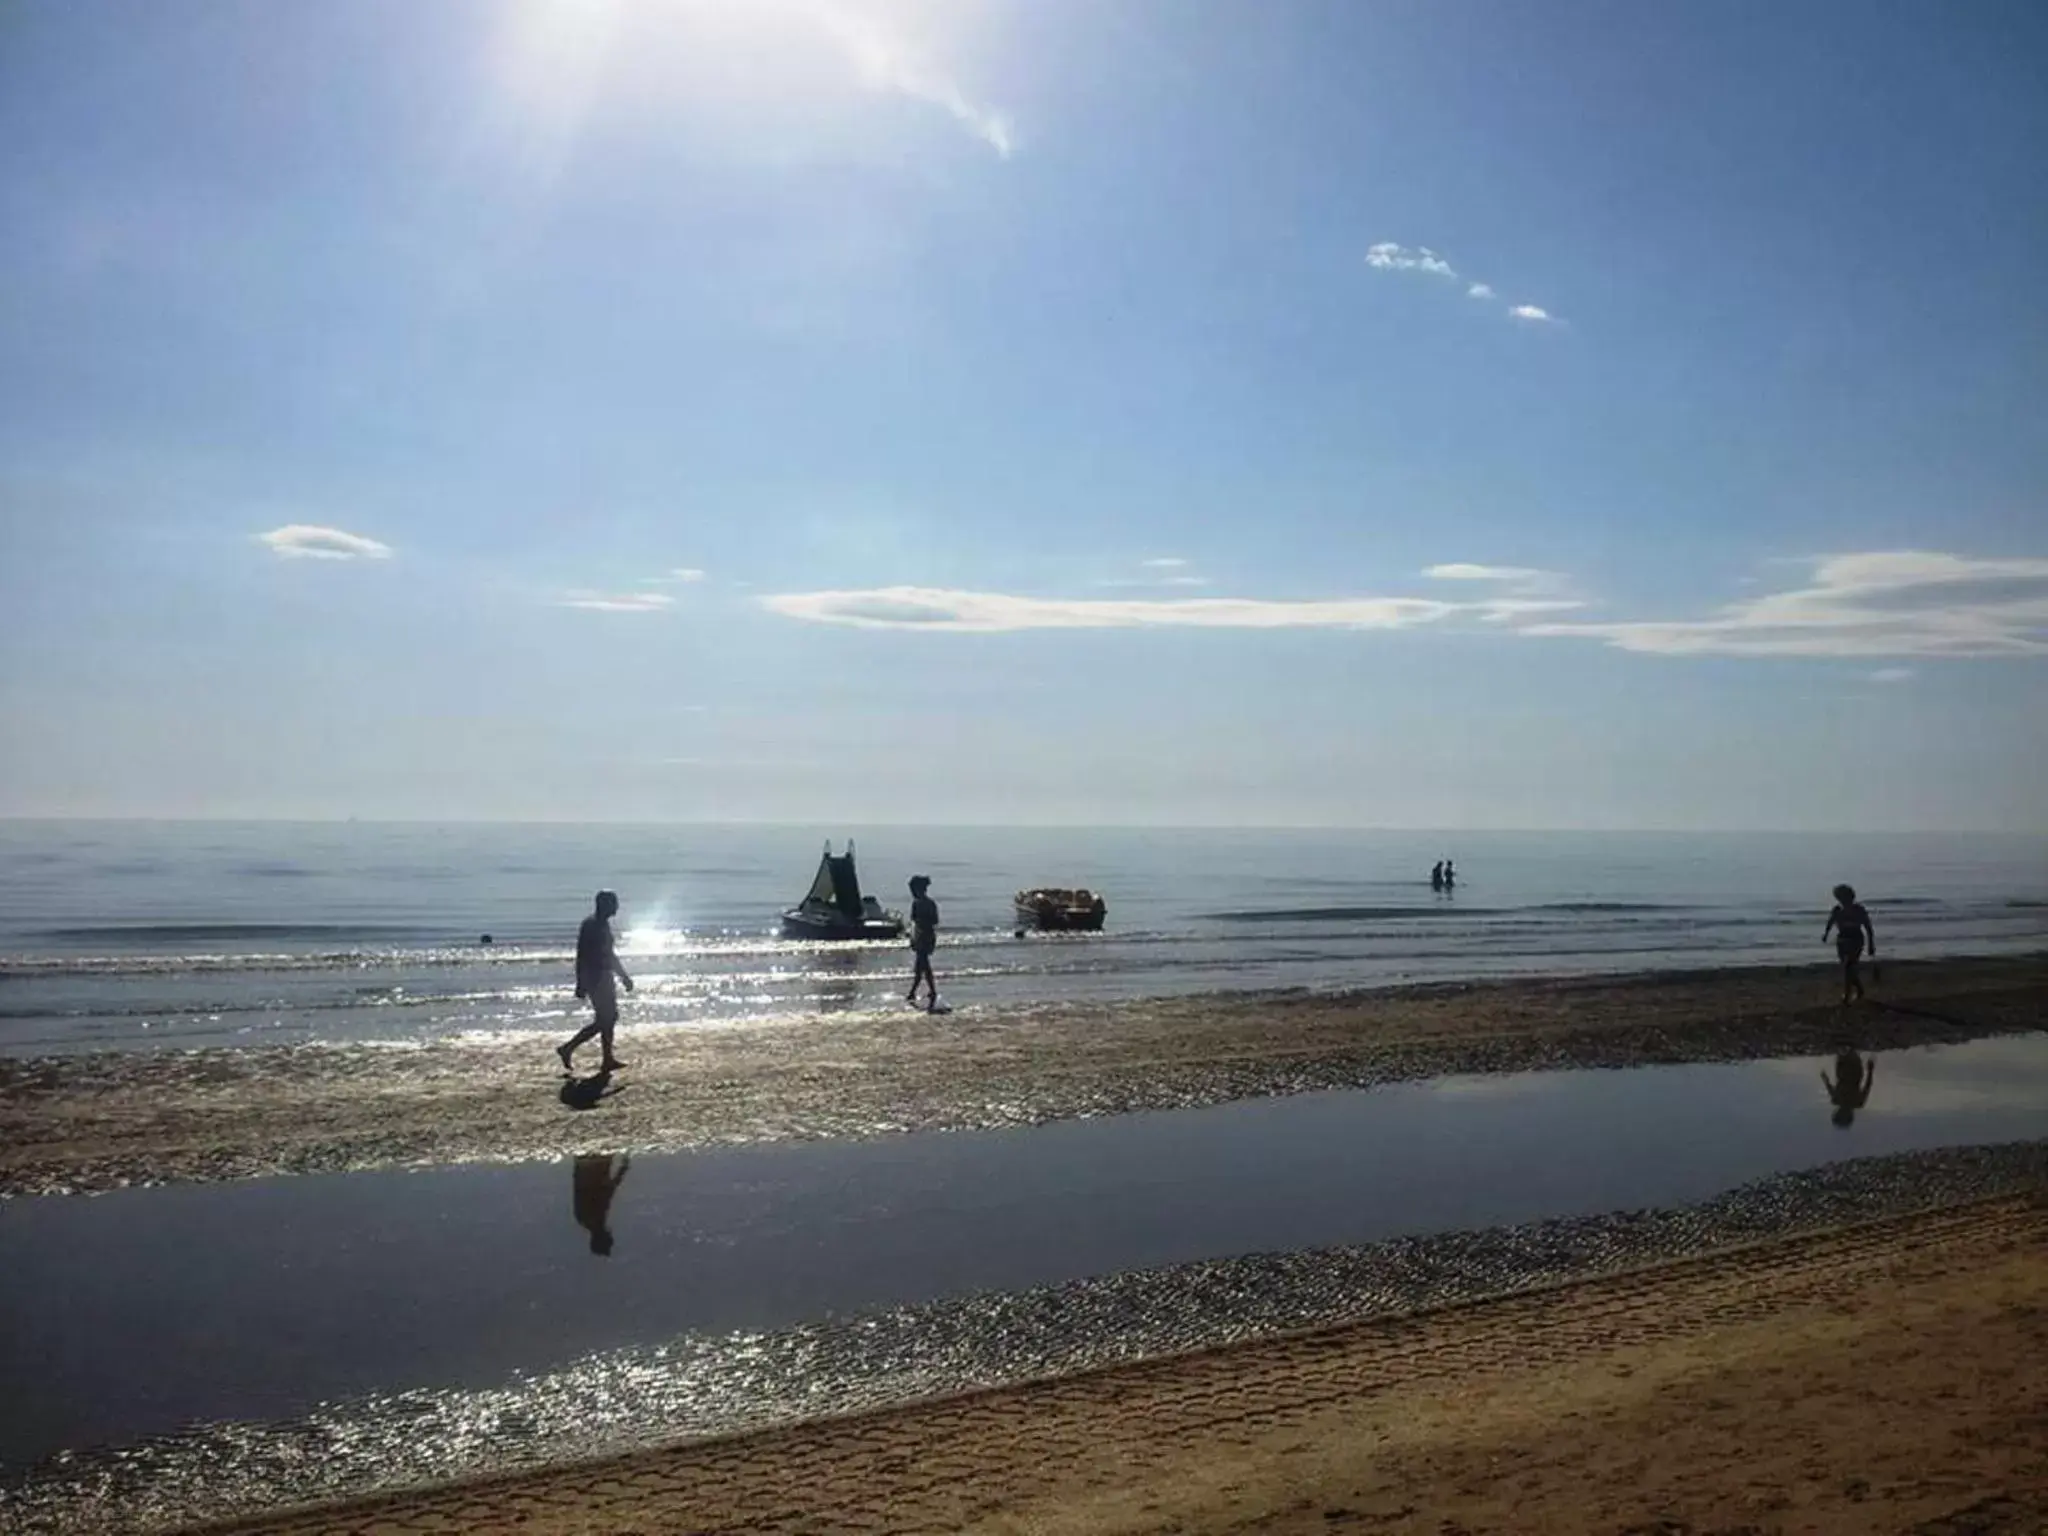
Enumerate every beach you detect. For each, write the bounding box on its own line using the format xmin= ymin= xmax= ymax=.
xmin=4 ymin=954 xmax=2041 ymax=1197
xmin=197 ymin=1193 xmax=2048 ymax=1535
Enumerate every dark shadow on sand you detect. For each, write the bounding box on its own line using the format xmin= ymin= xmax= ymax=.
xmin=559 ymin=1071 xmax=624 ymax=1111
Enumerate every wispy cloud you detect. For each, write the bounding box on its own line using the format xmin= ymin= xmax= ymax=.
xmin=668 ymin=567 xmax=707 ymax=583
xmin=1096 ymin=556 xmax=1214 ymax=591
xmin=1366 ymin=242 xmax=1457 ymax=278
xmin=1425 ymin=563 xmax=1547 ymax=583
xmin=559 ymin=590 xmax=675 ymax=613
xmin=762 ymin=579 xmax=1578 ymax=633
xmin=258 ymin=525 xmax=393 ymax=561
xmin=1870 ymin=667 xmax=1916 ymax=683
xmin=1529 ymin=552 xmax=2048 ymax=659
xmin=1369 ymin=244 xmax=1557 ymax=326
xmin=822 ymin=8 xmax=1014 ymax=157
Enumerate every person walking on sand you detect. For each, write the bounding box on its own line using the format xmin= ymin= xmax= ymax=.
xmin=1822 ymin=1050 xmax=1876 ymax=1128
xmin=559 ymin=890 xmax=634 ymax=1073
xmin=906 ymin=875 xmax=939 ymax=1010
xmin=1822 ymin=883 xmax=1877 ymax=1005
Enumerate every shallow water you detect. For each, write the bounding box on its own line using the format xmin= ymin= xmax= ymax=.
xmin=2 ymin=822 xmax=2045 ymax=1055
xmin=3 ymin=1032 xmax=2045 ymax=1470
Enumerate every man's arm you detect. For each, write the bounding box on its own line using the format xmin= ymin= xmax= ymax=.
xmin=1822 ymin=910 xmax=1837 ymax=941
xmin=610 ymin=939 xmax=634 ymax=992
xmin=1862 ymin=909 xmax=1876 ymax=954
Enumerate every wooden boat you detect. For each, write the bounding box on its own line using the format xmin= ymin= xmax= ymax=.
xmin=781 ymin=841 xmax=905 ymax=941
xmin=1014 ymin=887 xmax=1107 ymax=932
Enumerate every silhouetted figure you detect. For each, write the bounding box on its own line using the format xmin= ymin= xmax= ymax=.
xmin=1823 ymin=883 xmax=1876 ymax=1004
xmin=572 ymin=1152 xmax=630 ymax=1256
xmin=907 ymin=875 xmax=939 ymax=1010
xmin=559 ymin=890 xmax=634 ymax=1073
xmin=1430 ymin=861 xmax=1444 ymax=892
xmin=1822 ymin=1050 xmax=1876 ymax=1127
xmin=1443 ymin=860 xmax=1456 ymax=891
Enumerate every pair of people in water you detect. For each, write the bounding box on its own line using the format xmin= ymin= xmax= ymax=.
xmin=1430 ymin=860 xmax=1456 ymax=892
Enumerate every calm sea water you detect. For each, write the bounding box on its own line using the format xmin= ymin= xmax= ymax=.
xmin=0 ymin=822 xmax=2043 ymax=1057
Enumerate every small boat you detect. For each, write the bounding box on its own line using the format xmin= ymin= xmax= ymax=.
xmin=782 ymin=841 xmax=905 ymax=941
xmin=1014 ymin=887 xmax=1108 ymax=932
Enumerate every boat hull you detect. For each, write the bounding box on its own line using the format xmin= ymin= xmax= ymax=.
xmin=781 ymin=908 xmax=906 ymax=942
xmin=1014 ymin=900 xmax=1107 ymax=932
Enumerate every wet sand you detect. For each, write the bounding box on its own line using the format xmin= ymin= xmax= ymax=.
xmin=199 ymin=1191 xmax=2048 ymax=1536
xmin=3 ymin=954 xmax=2042 ymax=1195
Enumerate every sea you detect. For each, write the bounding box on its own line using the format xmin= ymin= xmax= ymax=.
xmin=1 ymin=822 xmax=2043 ymax=1058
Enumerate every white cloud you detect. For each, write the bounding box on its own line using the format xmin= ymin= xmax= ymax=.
xmin=258 ymin=525 xmax=393 ymax=561
xmin=762 ymin=581 xmax=1580 ymax=633
xmin=1870 ymin=668 xmax=1916 ymax=683
xmin=823 ymin=9 xmax=1014 ymax=157
xmin=1528 ymin=552 xmax=2048 ymax=659
xmin=1366 ymin=242 xmax=1457 ymax=278
xmin=1368 ymin=248 xmax=1557 ymax=326
xmin=669 ymin=567 xmax=707 ymax=583
xmin=1142 ymin=557 xmax=1189 ymax=569
xmin=764 ymin=587 xmax=1457 ymax=632
xmin=1425 ymin=563 xmax=1547 ymax=583
xmin=559 ymin=590 xmax=675 ymax=613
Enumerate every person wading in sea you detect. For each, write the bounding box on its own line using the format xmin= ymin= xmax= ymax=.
xmin=559 ymin=889 xmax=634 ymax=1072
xmin=1822 ymin=883 xmax=1877 ymax=1005
xmin=907 ymin=875 xmax=939 ymax=1010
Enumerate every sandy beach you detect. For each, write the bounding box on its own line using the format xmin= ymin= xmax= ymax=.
xmin=191 ymin=1191 xmax=2046 ymax=1536
xmin=3 ymin=954 xmax=2041 ymax=1197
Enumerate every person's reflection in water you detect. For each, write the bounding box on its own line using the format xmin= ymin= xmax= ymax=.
xmin=1822 ymin=1051 xmax=1876 ymax=1127
xmin=573 ymin=1153 xmax=630 ymax=1256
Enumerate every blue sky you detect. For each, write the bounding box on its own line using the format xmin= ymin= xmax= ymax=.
xmin=1 ymin=0 xmax=2044 ymax=829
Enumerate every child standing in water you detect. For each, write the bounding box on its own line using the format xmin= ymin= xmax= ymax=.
xmin=1822 ymin=883 xmax=1877 ymax=1004
xmin=907 ymin=875 xmax=939 ymax=1010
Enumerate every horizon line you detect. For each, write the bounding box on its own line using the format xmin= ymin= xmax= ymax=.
xmin=0 ymin=815 xmax=2040 ymax=837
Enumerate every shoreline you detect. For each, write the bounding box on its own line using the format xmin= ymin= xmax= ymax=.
xmin=2 ymin=953 xmax=2041 ymax=1197
xmin=7 ymin=1142 xmax=2042 ymax=1535
xmin=183 ymin=1180 xmax=2048 ymax=1536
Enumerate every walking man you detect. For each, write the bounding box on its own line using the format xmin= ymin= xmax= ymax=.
xmin=559 ymin=889 xmax=634 ymax=1073
xmin=907 ymin=875 xmax=939 ymax=1010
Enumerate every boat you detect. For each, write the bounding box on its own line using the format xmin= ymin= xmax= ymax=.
xmin=1014 ymin=887 xmax=1108 ymax=932
xmin=781 ymin=841 xmax=906 ymax=941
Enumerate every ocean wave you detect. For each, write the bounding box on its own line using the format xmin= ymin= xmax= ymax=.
xmin=1526 ymin=902 xmax=1699 ymax=913
xmin=33 ymin=923 xmax=426 ymax=942
xmin=1204 ymin=906 xmax=1501 ymax=923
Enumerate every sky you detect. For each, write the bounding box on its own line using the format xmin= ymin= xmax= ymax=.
xmin=1 ymin=0 xmax=2045 ymax=830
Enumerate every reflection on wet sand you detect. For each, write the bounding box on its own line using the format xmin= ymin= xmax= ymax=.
xmin=1824 ymin=1051 xmax=1877 ymax=1127
xmin=815 ymin=948 xmax=862 ymax=1014
xmin=573 ymin=1154 xmax=630 ymax=1256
